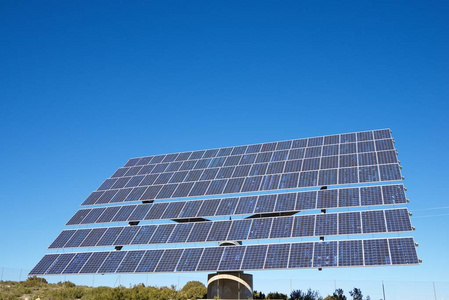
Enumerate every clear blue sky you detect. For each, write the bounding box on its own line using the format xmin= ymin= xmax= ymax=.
xmin=1 ymin=0 xmax=448 ymax=298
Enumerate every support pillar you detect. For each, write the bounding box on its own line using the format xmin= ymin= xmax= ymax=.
xmin=207 ymin=272 xmax=253 ymax=299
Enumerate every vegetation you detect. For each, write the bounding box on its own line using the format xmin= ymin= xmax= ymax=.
xmin=0 ymin=277 xmax=207 ymax=300
xmin=0 ymin=277 xmax=372 ymax=300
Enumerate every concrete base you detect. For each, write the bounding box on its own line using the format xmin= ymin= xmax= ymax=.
xmin=207 ymin=272 xmax=253 ymax=299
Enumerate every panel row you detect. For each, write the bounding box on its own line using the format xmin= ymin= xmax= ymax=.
xmin=53 ymin=208 xmax=412 ymax=249
xmin=111 ymin=145 xmax=397 ymax=184
xmin=83 ymin=163 xmax=402 ymax=205
xmin=70 ymin=184 xmax=407 ymax=225
xmin=30 ymin=237 xmax=419 ymax=275
xmin=122 ymin=129 xmax=392 ymax=170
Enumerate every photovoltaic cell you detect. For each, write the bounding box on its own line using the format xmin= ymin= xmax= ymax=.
xmin=389 ymin=238 xmax=419 ymax=265
xmin=313 ymin=241 xmax=337 ymax=267
xmin=176 ymin=248 xmax=203 ymax=272
xmin=288 ymin=243 xmax=313 ymax=268
xmin=264 ymin=244 xmax=290 ymax=269
xmin=364 ymin=239 xmax=391 ymax=265
xmin=156 ymin=249 xmax=184 ymax=272
xmin=135 ymin=250 xmax=163 ymax=273
xmin=218 ymin=246 xmax=245 ymax=271
xmin=338 ymin=240 xmax=363 ymax=266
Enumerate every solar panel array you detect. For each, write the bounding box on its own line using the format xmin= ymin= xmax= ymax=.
xmin=82 ymin=130 xmax=401 ymax=205
xmin=67 ymin=184 xmax=406 ymax=225
xmin=30 ymin=237 xmax=419 ymax=275
xmin=30 ymin=129 xmax=419 ymax=277
xmin=51 ymin=208 xmax=412 ymax=249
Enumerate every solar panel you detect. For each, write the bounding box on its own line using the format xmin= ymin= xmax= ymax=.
xmin=30 ymin=237 xmax=419 ymax=275
xmin=49 ymin=208 xmax=413 ymax=249
xmin=81 ymin=130 xmax=400 ymax=205
xmin=67 ymin=184 xmax=407 ymax=226
xmin=32 ymin=129 xmax=419 ymax=280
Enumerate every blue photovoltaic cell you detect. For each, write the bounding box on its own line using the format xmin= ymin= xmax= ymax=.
xmin=364 ymin=239 xmax=391 ymax=265
xmin=215 ymin=198 xmax=238 ymax=215
xmin=150 ymin=224 xmax=175 ymax=244
xmin=318 ymin=169 xmax=338 ymax=185
xmin=313 ymin=241 xmax=338 ymax=267
xmin=376 ymin=139 xmax=395 ymax=151
xmin=46 ymin=253 xmax=75 ymax=274
xmin=206 ymin=221 xmax=231 ymax=242
xmin=288 ymin=243 xmax=313 ymax=268
xmin=360 ymin=186 xmax=383 ymax=206
xmin=296 ymin=191 xmax=317 ymax=210
xmin=379 ymin=164 xmax=402 ymax=181
xmin=292 ymin=215 xmax=315 ymax=237
xmin=110 ymin=188 xmax=132 ymax=203
xmin=80 ymin=252 xmax=109 ymax=274
xmin=241 ymin=245 xmax=268 ymax=270
xmin=115 ymin=226 xmax=140 ymax=245
xmin=358 ymin=152 xmax=377 ymax=166
xmin=97 ymin=227 xmax=124 ymax=246
xmin=218 ymin=246 xmax=245 ymax=271
xmin=298 ymin=171 xmax=317 ymax=187
xmin=131 ymin=226 xmax=156 ymax=245
xmin=338 ymin=167 xmax=358 ymax=184
xmin=97 ymin=252 xmax=127 ymax=273
xmin=235 ymin=196 xmax=257 ymax=214
xmin=162 ymin=202 xmax=186 ymax=219
xmin=178 ymin=201 xmax=203 ymax=218
xmin=377 ymin=150 xmax=398 ymax=164
xmin=339 ymin=188 xmax=360 ymax=207
xmin=196 ymin=247 xmax=224 ymax=271
xmin=112 ymin=205 xmax=137 ymax=222
xmin=382 ymin=184 xmax=406 ymax=204
xmin=156 ymin=249 xmax=184 ymax=272
xmin=176 ymin=248 xmax=203 ymax=272
xmin=389 ymin=238 xmax=419 ymax=265
xmin=359 ymin=166 xmax=380 ymax=183
xmin=316 ymin=189 xmax=338 ymax=209
xmin=49 ymin=231 xmax=76 ymax=248
xmin=198 ymin=199 xmax=220 ymax=216
xmin=66 ymin=209 xmax=90 ymax=225
xmin=254 ymin=195 xmax=276 ymax=213
xmin=264 ymin=244 xmax=290 ymax=269
xmin=385 ymin=209 xmax=412 ymax=232
xmin=145 ymin=202 xmax=169 ymax=220
xmin=338 ymin=212 xmax=362 ymax=235
xmin=80 ymin=228 xmax=107 ymax=247
xmin=362 ymin=211 xmax=386 ymax=234
xmin=168 ymin=223 xmax=194 ymax=243
xmin=227 ymin=219 xmax=252 ymax=240
xmin=30 ymin=254 xmax=59 ymax=275
xmin=135 ymin=250 xmax=164 ymax=273
xmin=97 ymin=206 xmax=120 ymax=223
xmin=116 ymin=251 xmax=145 ymax=273
xmin=65 ymin=229 xmax=90 ymax=248
xmin=248 ymin=218 xmax=272 ymax=240
xmin=62 ymin=252 xmax=92 ymax=274
xmin=80 ymin=208 xmax=106 ymax=224
xmin=128 ymin=204 xmax=152 ymax=221
xmin=315 ymin=214 xmax=338 ymax=236
xmin=275 ymin=193 xmax=296 ymax=212
xmin=270 ymin=217 xmax=293 ymax=238
xmin=339 ymin=240 xmax=363 ymax=266
xmin=187 ymin=222 xmax=213 ymax=243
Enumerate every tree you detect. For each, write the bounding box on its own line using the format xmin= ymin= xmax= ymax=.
xmin=254 ymin=290 xmax=266 ymax=299
xmin=349 ymin=288 xmax=362 ymax=300
xmin=332 ymin=288 xmax=346 ymax=300
xmin=267 ymin=291 xmax=288 ymax=299
xmin=180 ymin=281 xmax=207 ymax=299
xmin=289 ymin=289 xmax=322 ymax=300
